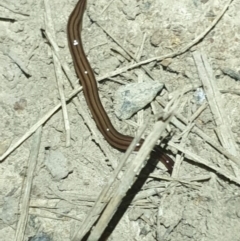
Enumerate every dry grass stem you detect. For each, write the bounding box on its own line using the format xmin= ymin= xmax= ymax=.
xmin=15 ymin=127 xmax=42 ymax=241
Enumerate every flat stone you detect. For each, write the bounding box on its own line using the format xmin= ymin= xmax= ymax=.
xmin=114 ymin=82 xmax=164 ymax=120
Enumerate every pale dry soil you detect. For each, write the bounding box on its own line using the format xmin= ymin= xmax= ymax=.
xmin=1 ymin=0 xmax=240 ymax=241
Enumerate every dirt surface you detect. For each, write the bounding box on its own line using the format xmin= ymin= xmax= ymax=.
xmin=1 ymin=0 xmax=240 ymax=240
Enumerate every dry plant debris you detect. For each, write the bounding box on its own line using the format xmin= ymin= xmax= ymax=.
xmin=0 ymin=0 xmax=240 ymax=241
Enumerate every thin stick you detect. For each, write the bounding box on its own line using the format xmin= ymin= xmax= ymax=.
xmin=193 ymin=52 xmax=240 ymax=177
xmin=53 ymin=51 xmax=71 ymax=147
xmin=100 ymin=0 xmax=115 ymax=15
xmin=193 ymin=52 xmax=239 ymax=156
xmin=15 ymin=127 xmax=42 ymax=241
xmin=44 ymin=0 xmax=71 ymax=147
xmin=0 ymin=2 xmax=29 ymax=16
xmin=3 ymin=47 xmax=32 ymax=77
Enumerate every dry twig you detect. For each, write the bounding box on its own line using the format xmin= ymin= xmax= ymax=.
xmin=193 ymin=52 xmax=240 ymax=176
xmin=15 ymin=127 xmax=42 ymax=241
xmin=44 ymin=0 xmax=71 ymax=147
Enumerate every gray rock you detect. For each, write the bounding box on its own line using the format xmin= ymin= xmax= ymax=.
xmin=45 ymin=150 xmax=71 ymax=180
xmin=114 ymin=82 xmax=164 ymax=120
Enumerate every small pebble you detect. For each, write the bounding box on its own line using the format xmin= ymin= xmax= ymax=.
xmin=45 ymin=150 xmax=71 ymax=180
